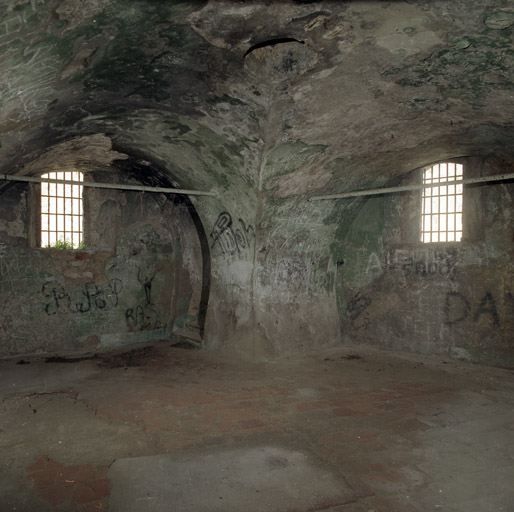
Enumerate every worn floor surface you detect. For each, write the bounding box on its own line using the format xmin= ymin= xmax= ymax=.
xmin=1 ymin=342 xmax=513 ymax=512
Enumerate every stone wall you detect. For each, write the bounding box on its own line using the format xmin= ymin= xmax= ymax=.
xmin=0 ymin=174 xmax=203 ymax=356
xmin=1 ymin=1 xmax=514 ymax=366
xmin=336 ymin=156 xmax=514 ymax=367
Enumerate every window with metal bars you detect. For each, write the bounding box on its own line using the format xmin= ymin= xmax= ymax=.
xmin=41 ymin=171 xmax=83 ymax=248
xmin=421 ymin=163 xmax=463 ymax=243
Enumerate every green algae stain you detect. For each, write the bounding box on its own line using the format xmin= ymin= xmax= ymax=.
xmin=76 ymin=2 xmax=207 ymax=99
xmin=331 ymin=197 xmax=385 ymax=320
xmin=385 ymin=29 xmax=514 ymax=105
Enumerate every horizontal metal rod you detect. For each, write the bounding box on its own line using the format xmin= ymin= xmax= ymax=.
xmin=2 ymin=174 xmax=218 ymax=197
xmin=310 ymin=172 xmax=514 ymax=201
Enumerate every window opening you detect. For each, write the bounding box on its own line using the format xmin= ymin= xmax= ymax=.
xmin=421 ymin=163 xmax=463 ymax=243
xmin=41 ymin=171 xmax=83 ymax=248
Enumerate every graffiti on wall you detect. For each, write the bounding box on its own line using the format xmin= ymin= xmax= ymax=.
xmin=259 ymin=253 xmax=334 ymax=295
xmin=210 ymin=211 xmax=255 ymax=256
xmin=125 ymin=304 xmax=163 ymax=331
xmin=42 ymin=279 xmax=123 ymax=316
xmin=344 ymin=288 xmax=508 ymax=334
xmin=346 ymin=292 xmax=372 ymax=330
xmin=358 ymin=247 xmax=459 ymax=281
xmin=444 ymin=290 xmax=502 ymax=328
xmin=137 ymin=262 xmax=156 ymax=306
xmin=274 ymin=257 xmax=317 ymax=292
xmin=383 ymin=248 xmax=456 ymax=277
xmin=41 ymin=269 xmax=165 ymax=331
xmin=365 ymin=253 xmax=382 ymax=276
xmin=125 ymin=263 xmax=163 ymax=331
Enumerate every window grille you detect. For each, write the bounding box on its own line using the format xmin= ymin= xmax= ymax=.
xmin=41 ymin=171 xmax=83 ymax=248
xmin=421 ymin=163 xmax=463 ymax=243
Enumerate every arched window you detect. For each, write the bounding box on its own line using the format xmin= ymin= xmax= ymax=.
xmin=41 ymin=171 xmax=83 ymax=248
xmin=421 ymin=162 xmax=463 ymax=243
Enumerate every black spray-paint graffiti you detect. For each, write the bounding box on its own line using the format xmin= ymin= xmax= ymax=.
xmin=137 ymin=263 xmax=156 ymax=306
xmin=444 ymin=291 xmax=500 ymax=327
xmin=42 ymin=279 xmax=122 ymax=316
xmin=210 ymin=212 xmax=255 ymax=255
xmin=125 ymin=304 xmax=163 ymax=331
xmin=346 ymin=292 xmax=372 ymax=329
xmin=125 ymin=263 xmax=162 ymax=331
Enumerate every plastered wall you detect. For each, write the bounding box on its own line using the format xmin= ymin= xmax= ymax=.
xmin=336 ymin=156 xmax=514 ymax=367
xmin=0 ymin=173 xmax=203 ymax=356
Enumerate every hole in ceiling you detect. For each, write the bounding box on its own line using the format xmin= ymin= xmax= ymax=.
xmin=244 ymin=38 xmax=305 ymax=59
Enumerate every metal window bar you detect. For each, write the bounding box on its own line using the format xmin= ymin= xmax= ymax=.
xmin=0 ymin=172 xmax=216 ymax=249
xmin=41 ymin=171 xmax=83 ymax=248
xmin=421 ymin=163 xmax=463 ymax=243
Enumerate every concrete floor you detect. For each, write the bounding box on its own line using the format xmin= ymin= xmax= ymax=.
xmin=1 ymin=343 xmax=513 ymax=512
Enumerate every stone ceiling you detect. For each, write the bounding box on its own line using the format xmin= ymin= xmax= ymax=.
xmin=1 ymin=0 xmax=514 ymax=194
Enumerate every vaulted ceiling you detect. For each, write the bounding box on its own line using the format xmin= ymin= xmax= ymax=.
xmin=2 ymin=0 xmax=514 ymax=196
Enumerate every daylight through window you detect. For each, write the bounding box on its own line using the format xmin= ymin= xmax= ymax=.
xmin=41 ymin=171 xmax=83 ymax=248
xmin=421 ymin=163 xmax=463 ymax=243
